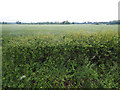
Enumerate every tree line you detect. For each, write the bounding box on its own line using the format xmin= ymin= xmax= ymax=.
xmin=1 ymin=20 xmax=120 ymax=25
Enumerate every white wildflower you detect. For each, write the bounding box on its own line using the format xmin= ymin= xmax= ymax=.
xmin=20 ymin=75 xmax=26 ymax=80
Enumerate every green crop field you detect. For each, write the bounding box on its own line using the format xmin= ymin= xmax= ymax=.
xmin=1 ymin=24 xmax=120 ymax=88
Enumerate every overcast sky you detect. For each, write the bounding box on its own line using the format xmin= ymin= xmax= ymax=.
xmin=0 ymin=0 xmax=120 ymax=22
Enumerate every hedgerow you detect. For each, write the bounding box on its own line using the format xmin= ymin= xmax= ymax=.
xmin=2 ymin=30 xmax=120 ymax=88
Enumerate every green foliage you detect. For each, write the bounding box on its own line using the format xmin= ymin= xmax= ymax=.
xmin=2 ymin=25 xmax=119 ymax=88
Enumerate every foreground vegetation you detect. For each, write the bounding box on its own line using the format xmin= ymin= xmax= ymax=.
xmin=2 ymin=25 xmax=120 ymax=88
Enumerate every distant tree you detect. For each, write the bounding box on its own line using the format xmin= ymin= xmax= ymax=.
xmin=118 ymin=20 xmax=120 ymax=24
xmin=2 ymin=22 xmax=5 ymax=24
xmin=2 ymin=22 xmax=7 ymax=24
xmin=45 ymin=22 xmax=49 ymax=24
xmin=16 ymin=21 xmax=21 ymax=24
xmin=62 ymin=20 xmax=70 ymax=24
xmin=49 ymin=22 xmax=53 ymax=24
xmin=72 ymin=22 xmax=75 ymax=24
xmin=83 ymin=22 xmax=86 ymax=24
xmin=95 ymin=22 xmax=100 ymax=25
xmin=108 ymin=20 xmax=120 ymax=24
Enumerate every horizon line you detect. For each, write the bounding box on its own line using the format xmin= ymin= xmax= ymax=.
xmin=0 ymin=20 xmax=118 ymax=23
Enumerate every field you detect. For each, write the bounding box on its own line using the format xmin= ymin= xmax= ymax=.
xmin=1 ymin=24 xmax=120 ymax=88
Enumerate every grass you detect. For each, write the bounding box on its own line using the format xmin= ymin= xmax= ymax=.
xmin=2 ymin=24 xmax=120 ymax=88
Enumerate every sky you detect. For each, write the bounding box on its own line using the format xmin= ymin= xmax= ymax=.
xmin=0 ymin=0 xmax=120 ymax=22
